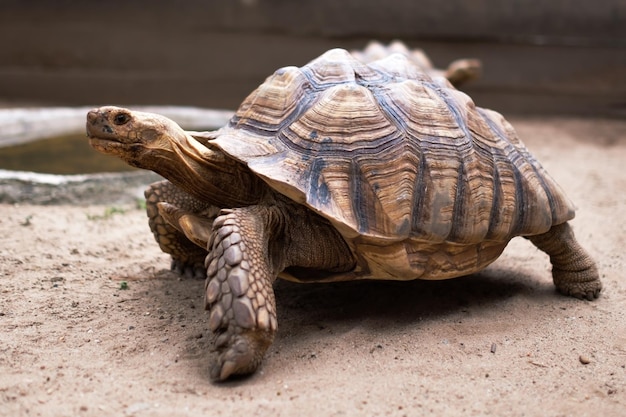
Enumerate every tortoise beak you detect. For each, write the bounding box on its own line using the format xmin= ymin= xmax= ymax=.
xmin=86 ymin=108 xmax=133 ymax=159
xmin=86 ymin=106 xmax=134 ymax=139
xmin=86 ymin=109 xmax=115 ymax=139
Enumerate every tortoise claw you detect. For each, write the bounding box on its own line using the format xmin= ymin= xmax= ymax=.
xmin=555 ymin=280 xmax=602 ymax=301
xmin=210 ymin=330 xmax=273 ymax=381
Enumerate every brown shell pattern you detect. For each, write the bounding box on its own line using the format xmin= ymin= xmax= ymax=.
xmin=213 ymin=49 xmax=574 ymax=277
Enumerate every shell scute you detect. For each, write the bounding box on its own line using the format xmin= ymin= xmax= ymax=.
xmin=231 ymin=66 xmax=312 ymax=134
xmin=285 ymin=83 xmax=397 ymax=154
xmin=301 ymin=48 xmax=382 ymax=88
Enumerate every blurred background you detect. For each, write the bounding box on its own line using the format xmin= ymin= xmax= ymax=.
xmin=0 ymin=0 xmax=624 ymax=178
xmin=1 ymin=0 xmax=624 ymax=115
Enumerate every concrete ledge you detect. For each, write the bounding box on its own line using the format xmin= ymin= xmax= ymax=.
xmin=0 ymin=169 xmax=162 ymax=205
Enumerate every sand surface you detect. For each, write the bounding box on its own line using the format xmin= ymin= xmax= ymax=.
xmin=1 ymin=117 xmax=625 ymax=416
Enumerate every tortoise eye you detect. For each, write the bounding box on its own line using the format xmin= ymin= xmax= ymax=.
xmin=113 ymin=112 xmax=130 ymax=125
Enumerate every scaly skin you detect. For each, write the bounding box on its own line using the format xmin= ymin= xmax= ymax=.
xmin=527 ymin=222 xmax=601 ymax=300
xmin=204 ymin=208 xmax=279 ymax=380
xmin=145 ymin=180 xmax=217 ymax=279
xmin=157 ymin=198 xmax=355 ymax=381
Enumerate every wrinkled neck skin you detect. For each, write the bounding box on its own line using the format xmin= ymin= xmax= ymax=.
xmin=146 ymin=130 xmax=266 ymax=208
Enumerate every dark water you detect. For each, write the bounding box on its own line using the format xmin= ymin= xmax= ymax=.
xmin=0 ymin=135 xmax=136 ymax=174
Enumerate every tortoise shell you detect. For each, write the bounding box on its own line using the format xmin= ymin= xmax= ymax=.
xmin=351 ymin=40 xmax=438 ymax=75
xmin=351 ymin=40 xmax=482 ymax=87
xmin=211 ymin=48 xmax=574 ymax=281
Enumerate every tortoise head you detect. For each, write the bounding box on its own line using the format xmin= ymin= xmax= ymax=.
xmin=87 ymin=106 xmax=267 ymax=208
xmin=86 ymin=106 xmax=188 ymax=169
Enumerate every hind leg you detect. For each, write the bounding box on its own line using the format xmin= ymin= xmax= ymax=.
xmin=145 ymin=180 xmax=218 ymax=279
xmin=527 ymin=222 xmax=601 ymax=300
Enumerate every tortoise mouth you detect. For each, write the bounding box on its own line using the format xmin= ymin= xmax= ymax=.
xmin=87 ymin=135 xmax=120 ymax=146
xmin=86 ymin=117 xmax=140 ymax=149
xmin=88 ymin=136 xmax=122 ymax=154
xmin=87 ymin=136 xmax=144 ymax=160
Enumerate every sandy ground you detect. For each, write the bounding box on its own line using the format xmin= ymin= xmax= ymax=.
xmin=0 ymin=117 xmax=625 ymax=416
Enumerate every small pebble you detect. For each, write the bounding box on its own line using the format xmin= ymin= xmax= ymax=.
xmin=579 ymin=355 xmax=591 ymax=365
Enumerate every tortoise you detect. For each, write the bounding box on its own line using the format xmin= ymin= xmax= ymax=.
xmin=351 ymin=40 xmax=482 ymax=87
xmin=86 ymin=48 xmax=601 ymax=381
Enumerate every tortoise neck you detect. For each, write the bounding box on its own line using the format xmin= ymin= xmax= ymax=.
xmin=151 ymin=132 xmax=266 ymax=207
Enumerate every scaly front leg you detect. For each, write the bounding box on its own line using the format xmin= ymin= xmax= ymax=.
xmin=145 ymin=180 xmax=218 ymax=279
xmin=205 ymin=207 xmax=280 ymax=381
